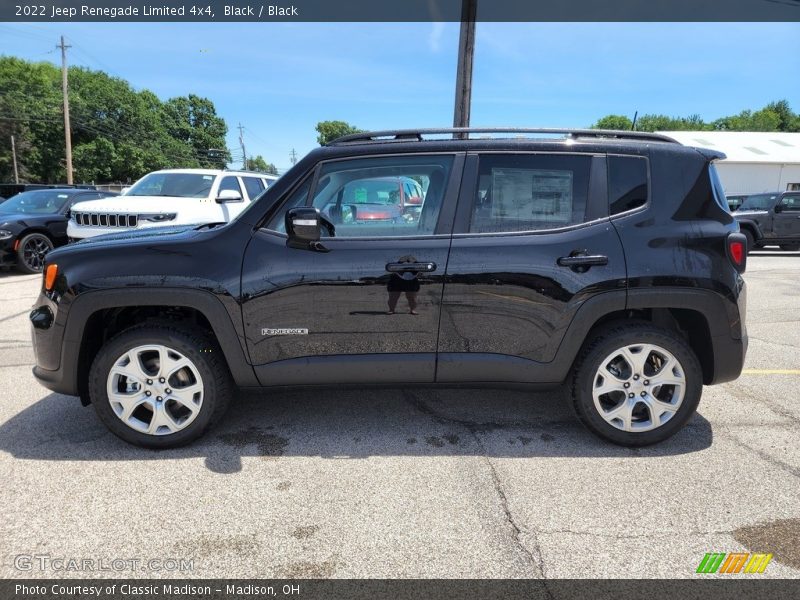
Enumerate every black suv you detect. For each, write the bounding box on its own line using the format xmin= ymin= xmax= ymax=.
xmin=733 ymin=191 xmax=800 ymax=252
xmin=29 ymin=128 xmax=748 ymax=448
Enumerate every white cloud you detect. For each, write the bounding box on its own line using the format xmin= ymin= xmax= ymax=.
xmin=429 ymin=22 xmax=445 ymax=53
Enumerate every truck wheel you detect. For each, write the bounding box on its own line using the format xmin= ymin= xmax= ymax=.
xmin=89 ymin=324 xmax=232 ymax=448
xmin=570 ymin=323 xmax=702 ymax=447
xmin=741 ymin=229 xmax=755 ymax=254
xmin=16 ymin=233 xmax=53 ymax=274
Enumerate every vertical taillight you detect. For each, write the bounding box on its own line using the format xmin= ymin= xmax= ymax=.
xmin=727 ymin=233 xmax=747 ymax=273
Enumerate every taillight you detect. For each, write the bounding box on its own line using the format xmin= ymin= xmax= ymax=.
xmin=44 ymin=264 xmax=58 ymax=291
xmin=726 ymin=233 xmax=747 ymax=273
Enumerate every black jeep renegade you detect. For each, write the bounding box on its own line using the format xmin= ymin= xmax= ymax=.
xmin=29 ymin=128 xmax=748 ymax=448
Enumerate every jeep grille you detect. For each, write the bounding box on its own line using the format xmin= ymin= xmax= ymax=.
xmin=73 ymin=213 xmax=138 ymax=228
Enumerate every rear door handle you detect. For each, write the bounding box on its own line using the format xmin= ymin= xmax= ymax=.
xmin=557 ymin=255 xmax=608 ymax=271
xmin=386 ymin=262 xmax=437 ymax=273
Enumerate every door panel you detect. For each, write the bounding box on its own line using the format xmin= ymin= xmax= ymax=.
xmin=240 ymin=153 xmax=462 ymax=386
xmin=773 ymin=193 xmax=800 ymax=240
xmin=438 ymin=152 xmax=626 ymax=382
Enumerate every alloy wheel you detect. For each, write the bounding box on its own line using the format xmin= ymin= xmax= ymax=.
xmin=22 ymin=235 xmax=53 ymax=272
xmin=591 ymin=343 xmax=686 ymax=432
xmin=106 ymin=344 xmax=204 ymax=435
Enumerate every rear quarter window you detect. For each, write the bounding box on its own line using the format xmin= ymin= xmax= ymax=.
xmin=609 ymin=155 xmax=648 ymax=215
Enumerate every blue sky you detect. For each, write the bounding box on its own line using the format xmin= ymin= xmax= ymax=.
xmin=1 ymin=22 xmax=798 ymax=172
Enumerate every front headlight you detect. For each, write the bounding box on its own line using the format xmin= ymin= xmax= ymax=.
xmin=0 ymin=229 xmax=14 ymax=240
xmin=139 ymin=213 xmax=177 ymax=223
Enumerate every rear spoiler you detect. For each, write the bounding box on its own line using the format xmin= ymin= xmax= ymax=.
xmin=692 ymin=147 xmax=726 ymax=161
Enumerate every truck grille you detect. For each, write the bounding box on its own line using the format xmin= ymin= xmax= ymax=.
xmin=73 ymin=213 xmax=138 ymax=228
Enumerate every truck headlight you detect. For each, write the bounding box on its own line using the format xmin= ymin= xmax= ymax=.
xmin=139 ymin=213 xmax=177 ymax=222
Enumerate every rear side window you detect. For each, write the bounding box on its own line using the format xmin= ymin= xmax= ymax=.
xmin=470 ymin=154 xmax=591 ymax=233
xmin=242 ymin=177 xmax=265 ymax=200
xmin=609 ymin=155 xmax=648 ymax=215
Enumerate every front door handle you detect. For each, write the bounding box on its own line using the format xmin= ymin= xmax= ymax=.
xmin=557 ymin=255 xmax=608 ymax=267
xmin=386 ymin=261 xmax=437 ymax=273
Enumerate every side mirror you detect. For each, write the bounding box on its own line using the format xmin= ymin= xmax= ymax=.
xmin=286 ymin=207 xmax=322 ymax=247
xmin=773 ymin=203 xmax=783 ymax=214
xmin=216 ymin=189 xmax=243 ymax=203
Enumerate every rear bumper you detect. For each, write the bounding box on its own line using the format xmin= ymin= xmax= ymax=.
xmin=708 ymin=333 xmax=747 ymax=385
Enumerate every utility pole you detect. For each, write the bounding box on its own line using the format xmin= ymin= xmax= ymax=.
xmin=57 ymin=35 xmax=73 ymax=184
xmin=289 ymin=148 xmax=297 ymax=165
xmin=452 ymin=0 xmax=477 ymax=138
xmin=237 ymin=123 xmax=247 ymax=169
xmin=10 ymin=135 xmax=19 ymax=184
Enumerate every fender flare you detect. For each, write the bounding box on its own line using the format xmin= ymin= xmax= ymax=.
xmin=63 ymin=287 xmax=259 ymax=390
xmin=735 ymin=218 xmax=763 ymax=240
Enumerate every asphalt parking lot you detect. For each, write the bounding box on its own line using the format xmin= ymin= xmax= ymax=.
xmin=1 ymin=251 xmax=799 ymax=580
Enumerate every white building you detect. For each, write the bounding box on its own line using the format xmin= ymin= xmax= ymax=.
xmin=658 ymin=131 xmax=800 ymax=195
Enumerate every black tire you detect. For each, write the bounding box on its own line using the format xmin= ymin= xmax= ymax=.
xmin=779 ymin=244 xmax=800 ymax=252
xmin=570 ymin=323 xmax=703 ymax=447
xmin=89 ymin=324 xmax=233 ymax=448
xmin=741 ymin=229 xmax=755 ymax=255
xmin=16 ymin=232 xmax=54 ymax=274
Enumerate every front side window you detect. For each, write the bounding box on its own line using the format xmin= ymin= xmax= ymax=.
xmin=780 ymin=194 xmax=800 ymax=211
xmin=309 ymin=155 xmax=453 ymax=238
xmin=609 ymin=156 xmax=648 ymax=215
xmin=218 ymin=176 xmax=243 ymax=196
xmin=470 ymin=154 xmax=591 ymax=233
xmin=265 ymin=177 xmax=312 ymax=233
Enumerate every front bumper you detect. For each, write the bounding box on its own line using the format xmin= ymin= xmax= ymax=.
xmin=30 ymin=289 xmax=81 ymax=397
xmin=0 ymin=236 xmax=17 ymax=266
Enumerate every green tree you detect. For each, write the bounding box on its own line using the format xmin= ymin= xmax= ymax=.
xmin=0 ymin=56 xmax=231 ymax=183
xmin=315 ymin=120 xmax=364 ymax=145
xmin=162 ymin=94 xmax=229 ymax=168
xmin=246 ymin=155 xmax=278 ymax=174
xmin=593 ymin=115 xmax=633 ymax=130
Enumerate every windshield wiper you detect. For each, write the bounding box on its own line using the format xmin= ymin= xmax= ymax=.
xmin=194 ymin=222 xmax=226 ymax=230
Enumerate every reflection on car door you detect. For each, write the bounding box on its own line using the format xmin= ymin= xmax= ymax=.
xmin=240 ymin=153 xmax=463 ymax=386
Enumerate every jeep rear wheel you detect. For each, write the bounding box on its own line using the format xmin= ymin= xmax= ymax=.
xmin=570 ymin=324 xmax=702 ymax=446
xmin=89 ymin=325 xmax=232 ymax=448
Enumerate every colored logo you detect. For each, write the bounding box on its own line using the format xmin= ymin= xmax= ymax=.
xmin=696 ymin=552 xmax=773 ymax=574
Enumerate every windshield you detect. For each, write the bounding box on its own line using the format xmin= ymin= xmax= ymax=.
xmin=0 ymin=190 xmax=71 ymax=214
xmin=738 ymin=193 xmax=778 ymax=211
xmin=126 ymin=172 xmax=215 ymax=198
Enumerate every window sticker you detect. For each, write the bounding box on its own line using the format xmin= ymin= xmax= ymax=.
xmin=491 ymin=168 xmax=573 ymax=223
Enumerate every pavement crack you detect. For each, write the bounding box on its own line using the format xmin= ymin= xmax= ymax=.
xmin=536 ymin=528 xmax=733 ymax=540
xmin=404 ymin=390 xmax=553 ymax=592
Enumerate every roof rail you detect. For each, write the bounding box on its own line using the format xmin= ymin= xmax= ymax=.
xmin=328 ymin=127 xmax=680 ymax=145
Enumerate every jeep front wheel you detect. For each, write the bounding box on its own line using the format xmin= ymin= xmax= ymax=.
xmin=570 ymin=324 xmax=702 ymax=446
xmin=89 ymin=325 xmax=232 ymax=448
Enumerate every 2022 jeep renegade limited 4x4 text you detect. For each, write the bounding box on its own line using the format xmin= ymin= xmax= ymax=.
xmin=29 ymin=128 xmax=748 ymax=448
